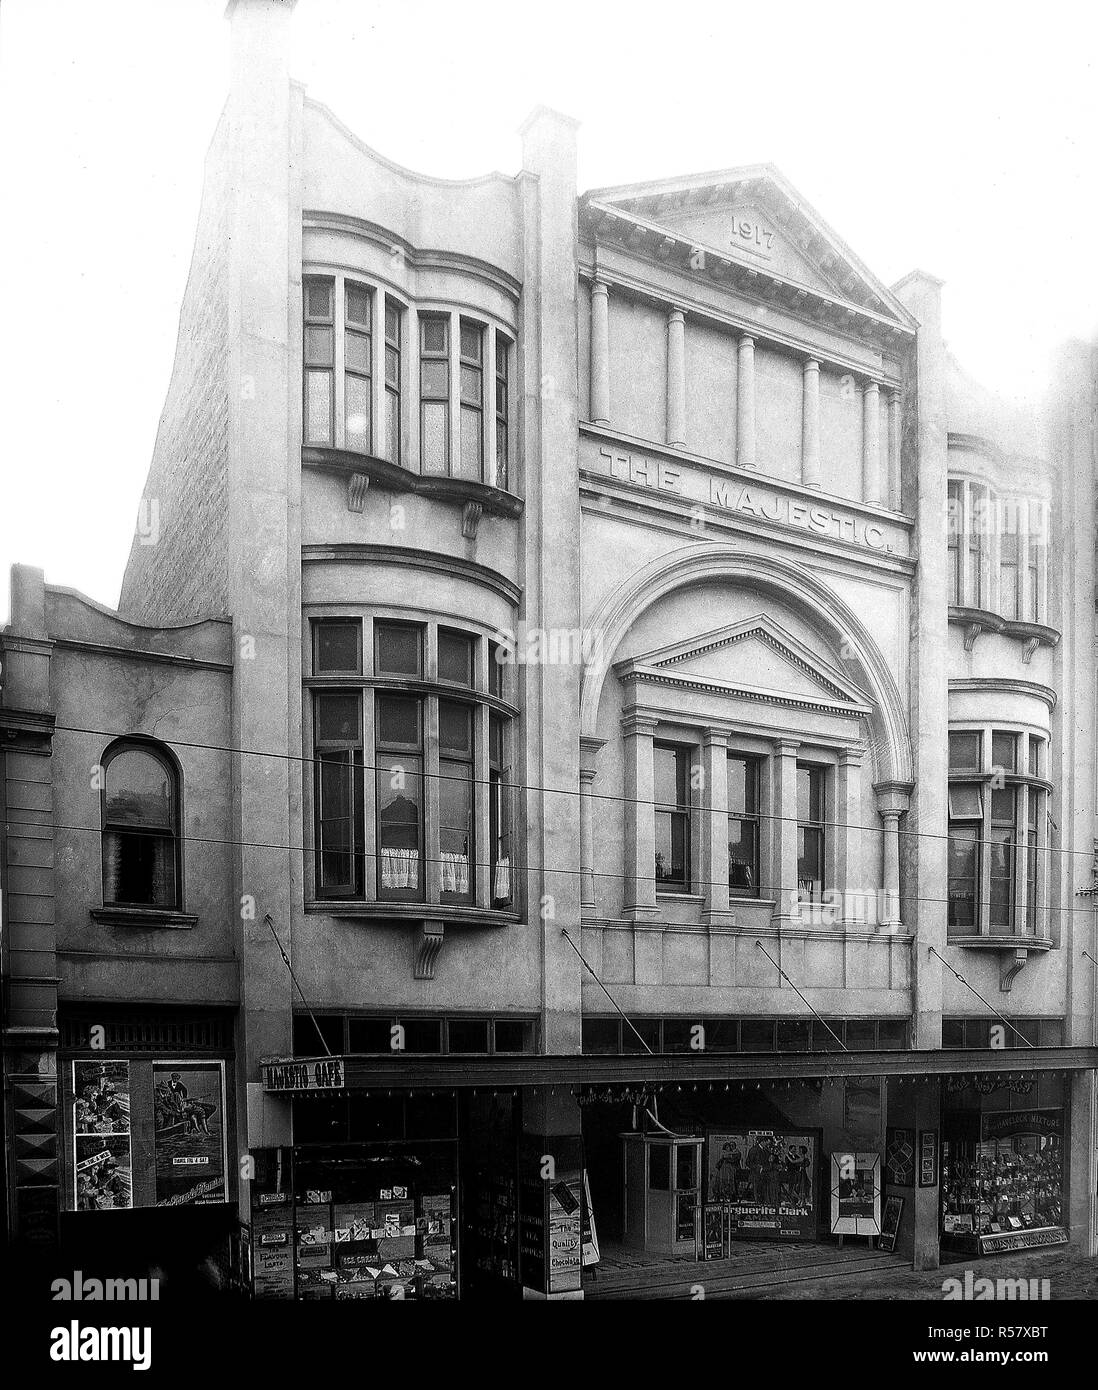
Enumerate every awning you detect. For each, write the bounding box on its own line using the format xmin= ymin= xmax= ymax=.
xmin=262 ymin=1046 xmax=1098 ymax=1094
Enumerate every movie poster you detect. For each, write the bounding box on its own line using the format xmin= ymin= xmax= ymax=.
xmin=73 ymin=1061 xmax=132 ymax=1211
xmin=706 ymin=1130 xmax=816 ymax=1239
xmin=152 ymin=1062 xmax=227 ymax=1206
xmin=830 ymin=1151 xmax=882 ymax=1235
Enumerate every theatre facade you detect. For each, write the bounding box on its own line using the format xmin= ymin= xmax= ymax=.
xmin=2 ymin=0 xmax=1096 ymax=1297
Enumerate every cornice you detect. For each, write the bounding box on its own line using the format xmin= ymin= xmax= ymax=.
xmin=301 ymin=542 xmax=522 ymax=607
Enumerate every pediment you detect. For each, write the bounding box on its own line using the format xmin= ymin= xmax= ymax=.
xmin=614 ymin=616 xmax=873 ymax=715
xmin=583 ymin=165 xmax=917 ymax=330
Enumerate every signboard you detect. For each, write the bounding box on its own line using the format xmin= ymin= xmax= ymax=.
xmin=72 ymin=1061 xmax=132 ymax=1212
xmin=830 ymin=1152 xmax=881 ymax=1236
xmin=878 ymin=1195 xmax=904 ymax=1253
xmin=703 ymin=1206 xmax=726 ymax=1260
xmin=979 ymin=1226 xmax=1067 ymax=1255
xmin=918 ymin=1130 xmax=939 ymax=1188
xmin=981 ymin=1109 xmax=1063 ymax=1141
xmin=547 ymin=1174 xmax=582 ymax=1294
xmin=706 ymin=1130 xmax=817 ymax=1240
xmin=582 ymin=435 xmax=910 ymax=558
xmin=263 ymin=1058 xmax=345 ymax=1092
xmin=885 ymin=1128 xmax=914 ymax=1187
xmin=252 ymin=1198 xmax=295 ymax=1299
xmin=152 ymin=1062 xmax=227 ymax=1206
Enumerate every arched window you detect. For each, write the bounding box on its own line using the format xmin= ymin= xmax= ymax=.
xmin=101 ymin=742 xmax=181 ymax=909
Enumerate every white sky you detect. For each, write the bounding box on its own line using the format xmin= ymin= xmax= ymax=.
xmin=1 ymin=0 xmax=1095 ymax=625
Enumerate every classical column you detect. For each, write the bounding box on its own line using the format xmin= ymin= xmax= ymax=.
xmin=888 ymin=388 xmax=902 ymax=509
xmin=622 ymin=714 xmax=658 ymax=919
xmin=835 ymin=749 xmax=864 ymax=926
xmin=736 ymin=334 xmax=756 ymax=469
xmin=666 ymin=308 xmax=686 ymax=448
xmin=579 ymin=736 xmax=606 ymax=916
xmin=772 ymin=739 xmax=800 ymax=928
xmin=590 ymin=279 xmax=611 ymax=425
xmin=701 ymin=728 xmax=733 ymax=927
xmin=862 ymin=380 xmax=882 ymax=505
xmin=874 ymin=782 xmax=912 ymax=932
xmin=801 ymin=358 xmax=821 ymax=488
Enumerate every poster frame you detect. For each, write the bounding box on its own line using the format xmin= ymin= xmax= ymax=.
xmin=829 ymin=1150 xmax=882 ymax=1236
xmin=151 ymin=1058 xmax=230 ymax=1208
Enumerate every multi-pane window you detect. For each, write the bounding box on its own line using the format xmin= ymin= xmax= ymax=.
xmin=947 ymin=479 xmax=1048 ymax=622
xmin=947 ymin=727 xmax=1049 ymax=938
xmin=458 ymin=319 xmax=484 ymax=479
xmin=303 ymin=278 xmax=335 ymax=446
xmin=314 ymin=692 xmax=365 ymax=897
xmin=344 ymin=282 xmax=372 ymax=452
xmin=420 ymin=316 xmax=450 ymax=474
xmin=796 ymin=765 xmax=826 ymax=903
xmin=947 ymin=479 xmax=962 ymax=604
xmin=309 ymin=618 xmax=515 ymax=911
xmin=438 ymin=701 xmax=474 ymax=902
xmin=495 ymin=332 xmax=510 ymax=490
xmin=489 ymin=712 xmax=513 ymax=907
xmin=727 ymin=754 xmax=760 ymax=896
xmin=384 ymin=301 xmax=402 ymax=463
xmin=654 ymin=744 xmax=690 ymax=889
xmin=375 ymin=694 xmax=424 ymax=900
xmin=101 ymin=743 xmax=181 ymax=909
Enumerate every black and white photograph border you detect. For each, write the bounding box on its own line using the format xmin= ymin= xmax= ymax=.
xmin=0 ymin=0 xmax=1096 ymax=1370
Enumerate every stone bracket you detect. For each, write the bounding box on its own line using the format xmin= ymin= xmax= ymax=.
xmin=461 ymin=500 xmax=483 ymax=540
xmin=1000 ymin=947 xmax=1029 ymax=993
xmin=347 ymin=472 xmax=370 ymax=512
xmin=413 ymin=920 xmax=445 ymax=980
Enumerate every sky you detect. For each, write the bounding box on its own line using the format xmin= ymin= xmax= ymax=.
xmin=0 ymin=0 xmax=1095 ymax=624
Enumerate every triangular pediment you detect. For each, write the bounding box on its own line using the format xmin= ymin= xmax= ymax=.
xmin=584 ymin=165 xmax=917 ymax=330
xmin=614 ymin=616 xmax=873 ymax=714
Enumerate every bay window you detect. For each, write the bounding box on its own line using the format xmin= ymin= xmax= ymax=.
xmin=947 ymin=478 xmax=1048 ymax=623
xmin=384 ymin=301 xmax=402 ymax=463
xmin=303 ymin=277 xmax=334 ymax=446
xmin=458 ymin=319 xmax=484 ymax=478
xmin=308 ymin=617 xmax=517 ymax=912
xmin=344 ymin=282 xmax=372 ymax=452
xmin=947 ymin=727 xmax=1049 ymax=938
xmin=495 ymin=332 xmax=511 ymax=490
xmin=420 ymin=316 xmax=450 ymax=474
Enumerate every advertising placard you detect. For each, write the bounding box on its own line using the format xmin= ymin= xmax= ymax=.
xmin=152 ymin=1062 xmax=227 ymax=1205
xmin=706 ymin=1130 xmax=816 ymax=1239
xmin=830 ymin=1151 xmax=882 ymax=1236
xmin=72 ymin=1061 xmax=132 ymax=1211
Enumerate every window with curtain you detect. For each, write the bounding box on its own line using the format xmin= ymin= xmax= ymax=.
xmin=489 ymin=711 xmax=513 ymax=907
xmin=344 ymin=281 xmax=372 ymax=452
xmin=314 ymin=691 xmax=365 ymax=897
xmin=375 ymin=694 xmax=424 ymax=900
xmin=101 ymin=744 xmax=181 ymax=909
xmin=947 ymin=726 xmax=1048 ymax=938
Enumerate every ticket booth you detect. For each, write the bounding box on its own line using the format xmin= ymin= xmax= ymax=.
xmin=621 ymin=1132 xmax=703 ymax=1255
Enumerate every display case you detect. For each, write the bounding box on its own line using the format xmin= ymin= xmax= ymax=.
xmin=941 ymin=1108 xmax=1066 ymax=1255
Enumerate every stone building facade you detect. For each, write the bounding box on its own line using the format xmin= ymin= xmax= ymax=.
xmin=2 ymin=0 xmax=1095 ymax=1294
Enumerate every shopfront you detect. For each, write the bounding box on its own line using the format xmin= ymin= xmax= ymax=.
xmin=940 ymin=1072 xmax=1068 ymax=1256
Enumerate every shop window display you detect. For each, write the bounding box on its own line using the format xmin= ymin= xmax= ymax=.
xmin=941 ymin=1108 xmax=1065 ymax=1255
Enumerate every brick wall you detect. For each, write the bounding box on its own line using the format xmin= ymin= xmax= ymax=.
xmin=119 ymin=119 xmax=231 ymax=624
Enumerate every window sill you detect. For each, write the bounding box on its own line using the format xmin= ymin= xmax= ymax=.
xmin=90 ymin=907 xmax=197 ymax=930
xmin=303 ymin=446 xmax=523 ymax=534
xmin=655 ymin=890 xmax=704 ymax=901
xmin=305 ymin=900 xmax=520 ymax=926
xmin=947 ymin=933 xmax=1054 ymax=951
xmin=948 ymin=607 xmax=1060 ymax=661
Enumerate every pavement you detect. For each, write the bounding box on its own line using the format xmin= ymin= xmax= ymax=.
xmin=746 ymin=1247 xmax=1097 ymax=1300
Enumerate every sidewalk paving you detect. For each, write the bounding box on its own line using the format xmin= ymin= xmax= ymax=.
xmin=740 ymin=1248 xmax=1098 ymax=1300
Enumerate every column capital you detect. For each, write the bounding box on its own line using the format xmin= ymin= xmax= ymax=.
xmin=739 ymin=333 xmax=755 ymax=349
xmin=702 ymin=726 xmax=734 ymax=748
xmin=873 ymin=779 xmax=913 ymax=816
xmin=839 ymin=747 xmax=866 ymax=768
xmin=802 ymin=356 xmax=820 ymax=375
xmin=774 ymin=738 xmax=801 ymax=756
xmin=667 ymin=306 xmax=686 ymax=324
xmin=590 ymin=277 xmax=609 ymax=299
xmin=862 ymin=378 xmax=881 ymax=397
xmin=889 ymin=385 xmax=902 ymax=403
xmin=621 ymin=712 xmax=659 ymax=738
xmin=580 ymin=734 xmax=606 ymax=760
